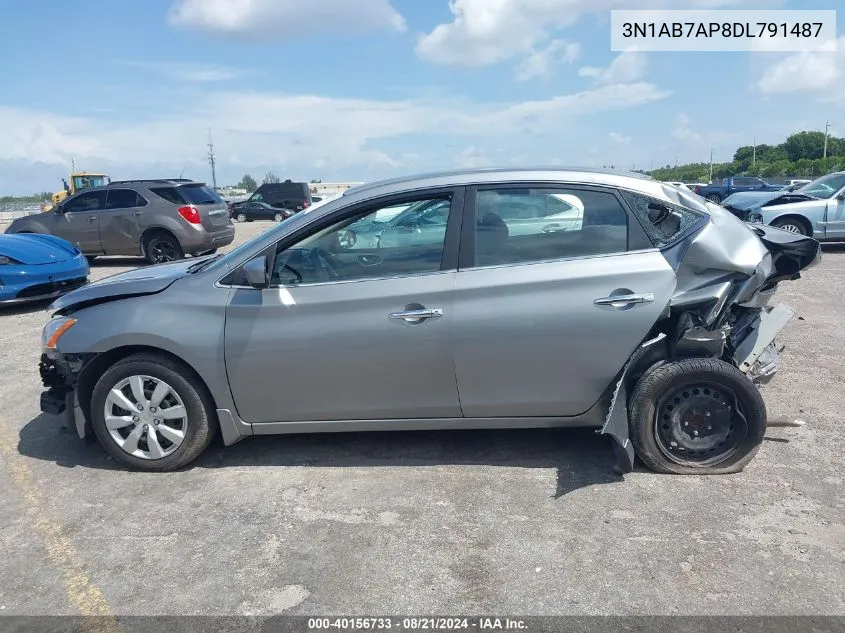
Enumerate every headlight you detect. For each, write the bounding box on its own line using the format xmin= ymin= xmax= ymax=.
xmin=0 ymin=255 xmax=21 ymax=265
xmin=42 ymin=317 xmax=77 ymax=350
xmin=748 ymin=213 xmax=763 ymax=224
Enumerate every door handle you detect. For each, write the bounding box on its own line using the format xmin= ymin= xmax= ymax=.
xmin=594 ymin=293 xmax=655 ymax=308
xmin=389 ymin=307 xmax=444 ymax=324
xmin=87 ymin=216 xmax=97 ymax=222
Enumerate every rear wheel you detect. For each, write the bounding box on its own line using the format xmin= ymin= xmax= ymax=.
xmin=273 ymin=212 xmax=284 ymax=222
xmin=705 ymin=194 xmax=722 ymax=204
xmin=90 ymin=353 xmax=216 ymax=471
xmin=629 ymin=358 xmax=766 ymax=474
xmin=771 ymin=217 xmax=810 ymax=236
xmin=144 ymin=232 xmax=183 ymax=264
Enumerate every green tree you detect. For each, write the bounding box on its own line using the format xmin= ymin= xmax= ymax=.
xmin=237 ymin=174 xmax=258 ymax=192
xmin=263 ymin=172 xmax=281 ymax=184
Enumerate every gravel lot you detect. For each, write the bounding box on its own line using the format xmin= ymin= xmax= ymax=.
xmin=0 ymin=221 xmax=843 ymax=617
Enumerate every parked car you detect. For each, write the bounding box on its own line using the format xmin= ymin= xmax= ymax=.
xmin=232 ymin=181 xmax=312 ymax=214
xmin=722 ymin=171 xmax=845 ymax=238
xmin=0 ymin=233 xmax=89 ymax=305
xmin=231 ymin=201 xmax=293 ymax=223
xmin=39 ymin=168 xmax=819 ymax=474
xmin=6 ymin=179 xmax=235 ymax=264
xmin=692 ymin=177 xmax=783 ymax=203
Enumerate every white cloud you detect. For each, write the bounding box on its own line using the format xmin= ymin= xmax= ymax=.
xmin=454 ymin=146 xmax=492 ymax=169
xmin=168 ymin=0 xmax=406 ymax=37
xmin=609 ymin=132 xmax=631 ymax=144
xmin=671 ymin=113 xmax=702 ymax=142
xmin=416 ymin=0 xmax=773 ymax=68
xmin=125 ymin=61 xmax=256 ymax=82
xmin=756 ymin=37 xmax=844 ymax=100
xmin=515 ymin=40 xmax=581 ymax=81
xmin=579 ymin=51 xmax=646 ymax=85
xmin=0 ymin=82 xmax=669 ymax=191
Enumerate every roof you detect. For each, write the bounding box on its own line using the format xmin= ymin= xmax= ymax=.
xmin=106 ymin=179 xmax=200 ymax=187
xmin=341 ymin=166 xmax=662 ymax=204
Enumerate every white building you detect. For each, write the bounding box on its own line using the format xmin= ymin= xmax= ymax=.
xmin=308 ymin=182 xmax=364 ymax=196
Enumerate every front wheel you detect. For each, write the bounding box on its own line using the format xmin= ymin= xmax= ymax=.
xmin=89 ymin=353 xmax=216 ymax=471
xmin=629 ymin=358 xmax=766 ymax=474
xmin=771 ymin=217 xmax=809 ymax=236
xmin=236 ymin=213 xmax=247 ymax=223
xmin=273 ymin=213 xmax=284 ymax=222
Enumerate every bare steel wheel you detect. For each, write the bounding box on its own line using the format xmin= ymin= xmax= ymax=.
xmin=103 ymin=375 xmax=187 ymax=460
xmin=654 ymin=383 xmax=745 ymax=467
xmin=629 ymin=358 xmax=766 ymax=474
xmin=90 ymin=353 xmax=216 ymax=471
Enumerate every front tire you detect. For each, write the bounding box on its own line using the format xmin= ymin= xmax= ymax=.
xmin=629 ymin=358 xmax=766 ymax=474
xmin=90 ymin=353 xmax=216 ymax=471
xmin=273 ymin=213 xmax=284 ymax=222
xmin=771 ymin=217 xmax=810 ymax=236
xmin=236 ymin=213 xmax=247 ymax=223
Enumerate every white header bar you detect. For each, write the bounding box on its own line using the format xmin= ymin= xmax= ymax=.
xmin=610 ymin=10 xmax=837 ymax=52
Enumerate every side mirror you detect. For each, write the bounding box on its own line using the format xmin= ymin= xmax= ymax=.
xmin=243 ymin=257 xmax=269 ymax=289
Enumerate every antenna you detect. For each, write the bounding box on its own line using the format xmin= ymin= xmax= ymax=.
xmin=207 ymin=129 xmax=218 ymax=190
xmin=178 ymin=167 xmax=185 ymax=179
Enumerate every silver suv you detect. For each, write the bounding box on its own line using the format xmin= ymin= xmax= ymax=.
xmin=6 ymin=179 xmax=235 ymax=264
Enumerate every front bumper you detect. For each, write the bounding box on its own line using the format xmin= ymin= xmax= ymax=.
xmin=0 ymin=256 xmax=89 ymax=305
xmin=39 ymin=352 xmax=90 ymax=439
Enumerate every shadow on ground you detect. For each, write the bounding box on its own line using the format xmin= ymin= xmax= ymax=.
xmin=18 ymin=413 xmax=624 ymax=497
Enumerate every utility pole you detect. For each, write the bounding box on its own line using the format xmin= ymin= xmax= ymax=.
xmin=752 ymin=138 xmax=756 ymax=166
xmin=207 ymin=129 xmax=218 ymax=190
xmin=708 ymin=148 xmax=714 ymax=182
xmin=71 ymin=158 xmax=77 ymax=173
xmin=823 ymin=121 xmax=831 ymax=159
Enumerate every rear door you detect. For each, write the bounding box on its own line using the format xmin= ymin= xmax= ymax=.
xmin=99 ymin=188 xmax=145 ymax=254
xmin=452 ymin=184 xmax=676 ymax=418
xmin=56 ymin=190 xmax=107 ymax=253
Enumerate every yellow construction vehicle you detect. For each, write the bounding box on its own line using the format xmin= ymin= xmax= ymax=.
xmin=46 ymin=172 xmax=110 ymax=210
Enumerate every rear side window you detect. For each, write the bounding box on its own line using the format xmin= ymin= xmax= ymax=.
xmin=473 ymin=187 xmax=628 ymax=267
xmin=150 ymin=187 xmax=185 ymax=205
xmin=105 ymin=188 xmax=146 ymax=209
xmin=619 ymin=189 xmax=706 ymax=248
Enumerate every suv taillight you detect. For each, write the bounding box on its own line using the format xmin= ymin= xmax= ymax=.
xmin=178 ymin=205 xmax=201 ymax=224
xmin=302 ymin=200 xmax=310 ymax=208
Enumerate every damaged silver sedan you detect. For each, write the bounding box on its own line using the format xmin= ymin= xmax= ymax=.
xmin=39 ymin=168 xmax=820 ymax=473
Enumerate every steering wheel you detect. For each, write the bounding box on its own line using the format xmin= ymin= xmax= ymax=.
xmin=312 ymin=248 xmax=341 ymax=280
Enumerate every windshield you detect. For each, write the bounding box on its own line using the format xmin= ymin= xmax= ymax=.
xmin=72 ymin=175 xmax=108 ymax=190
xmin=798 ymin=174 xmax=845 ymax=199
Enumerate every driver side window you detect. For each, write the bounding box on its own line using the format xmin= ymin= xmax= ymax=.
xmin=270 ymin=195 xmax=452 ymax=286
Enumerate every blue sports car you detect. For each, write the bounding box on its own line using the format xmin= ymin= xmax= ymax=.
xmin=0 ymin=233 xmax=89 ymax=305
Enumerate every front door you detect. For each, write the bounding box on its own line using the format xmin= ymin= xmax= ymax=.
xmin=55 ymin=190 xmax=107 ymax=253
xmin=99 ymin=188 xmax=145 ymax=254
xmin=452 ymin=185 xmax=677 ymax=417
xmin=824 ymin=194 xmax=845 ymax=240
xmin=224 ymin=190 xmax=464 ymax=424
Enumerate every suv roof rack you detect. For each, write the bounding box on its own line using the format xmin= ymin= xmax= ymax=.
xmin=108 ymin=178 xmax=199 ymax=185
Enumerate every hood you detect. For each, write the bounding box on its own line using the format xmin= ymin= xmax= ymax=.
xmin=49 ymin=257 xmax=201 ymax=314
xmin=0 ymin=233 xmax=79 ymax=265
xmin=723 ymin=190 xmax=818 ymax=212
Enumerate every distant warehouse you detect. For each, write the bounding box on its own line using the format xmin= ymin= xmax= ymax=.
xmin=309 ymin=182 xmax=364 ymax=196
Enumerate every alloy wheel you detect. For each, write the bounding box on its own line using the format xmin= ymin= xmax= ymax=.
xmin=777 ymin=223 xmax=803 ymax=234
xmin=103 ymin=375 xmax=188 ymax=460
xmin=237 ymin=213 xmax=247 ymax=223
xmin=150 ymin=240 xmax=178 ymax=263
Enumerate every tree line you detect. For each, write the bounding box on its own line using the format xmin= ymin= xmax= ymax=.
xmin=650 ymin=131 xmax=844 ymax=183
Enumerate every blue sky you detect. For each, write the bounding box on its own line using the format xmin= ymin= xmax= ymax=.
xmin=0 ymin=0 xmax=842 ymax=194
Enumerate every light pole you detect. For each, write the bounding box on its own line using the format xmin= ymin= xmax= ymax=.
xmin=823 ymin=121 xmax=831 ymax=159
